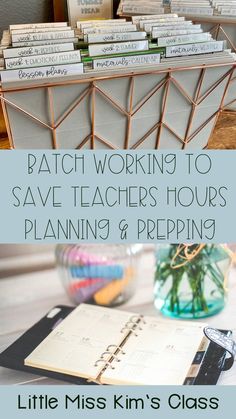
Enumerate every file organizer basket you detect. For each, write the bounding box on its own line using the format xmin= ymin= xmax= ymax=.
xmin=184 ymin=16 xmax=236 ymax=54
xmin=0 ymin=61 xmax=235 ymax=149
xmin=174 ymin=15 xmax=236 ymax=112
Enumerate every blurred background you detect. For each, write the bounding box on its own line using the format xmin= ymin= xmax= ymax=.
xmin=0 ymin=1 xmax=121 ymax=33
xmin=0 ymin=0 xmax=53 ymax=33
xmin=0 ymin=244 xmax=56 ymax=278
xmin=0 ymin=244 xmax=235 ymax=279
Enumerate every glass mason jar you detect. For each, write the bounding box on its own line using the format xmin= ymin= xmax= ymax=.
xmin=56 ymin=244 xmax=142 ymax=307
xmin=154 ymin=244 xmax=231 ymax=319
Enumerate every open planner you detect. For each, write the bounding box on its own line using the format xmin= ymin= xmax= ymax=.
xmin=18 ymin=304 xmax=235 ymax=385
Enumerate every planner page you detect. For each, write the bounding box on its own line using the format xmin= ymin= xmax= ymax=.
xmin=25 ymin=304 xmax=133 ymax=380
xmin=102 ymin=317 xmax=206 ymax=385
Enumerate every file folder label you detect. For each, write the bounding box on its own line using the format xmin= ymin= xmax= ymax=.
xmin=3 ymin=43 xmax=75 ymax=59
xmin=93 ymin=53 xmax=161 ymax=70
xmin=89 ymin=40 xmax=149 ymax=57
xmin=1 ymin=63 xmax=84 ymax=83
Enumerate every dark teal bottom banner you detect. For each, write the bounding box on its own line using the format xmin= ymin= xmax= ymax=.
xmin=0 ymin=386 xmax=234 ymax=419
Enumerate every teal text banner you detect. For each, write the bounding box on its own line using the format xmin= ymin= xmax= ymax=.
xmin=0 ymin=150 xmax=235 ymax=243
xmin=0 ymin=385 xmax=235 ymax=419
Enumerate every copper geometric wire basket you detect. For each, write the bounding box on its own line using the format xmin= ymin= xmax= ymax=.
xmin=209 ymin=23 xmax=236 ymax=53
xmin=189 ymin=18 xmax=236 ymax=113
xmin=208 ymin=24 xmax=236 ymax=113
xmin=0 ymin=61 xmax=235 ymax=149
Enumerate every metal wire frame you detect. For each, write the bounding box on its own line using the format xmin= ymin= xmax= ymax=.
xmin=0 ymin=61 xmax=235 ymax=150
xmin=203 ymin=23 xmax=236 ymax=54
xmin=207 ymin=23 xmax=236 ymax=111
xmin=190 ymin=20 xmax=236 ymax=115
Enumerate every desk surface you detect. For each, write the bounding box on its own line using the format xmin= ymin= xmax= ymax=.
xmin=0 ymin=250 xmax=236 ymax=385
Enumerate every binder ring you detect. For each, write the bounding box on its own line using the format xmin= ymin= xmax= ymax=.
xmin=94 ymin=359 xmax=115 ymax=369
xmin=121 ymin=319 xmax=143 ymax=335
xmin=129 ymin=314 xmax=145 ymax=323
xmin=101 ymin=351 xmax=121 ymax=361
xmin=93 ymin=315 xmax=147 ymax=380
xmin=126 ymin=321 xmax=142 ymax=329
xmin=121 ymin=326 xmax=138 ymax=336
xmin=107 ymin=344 xmax=125 ymax=354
